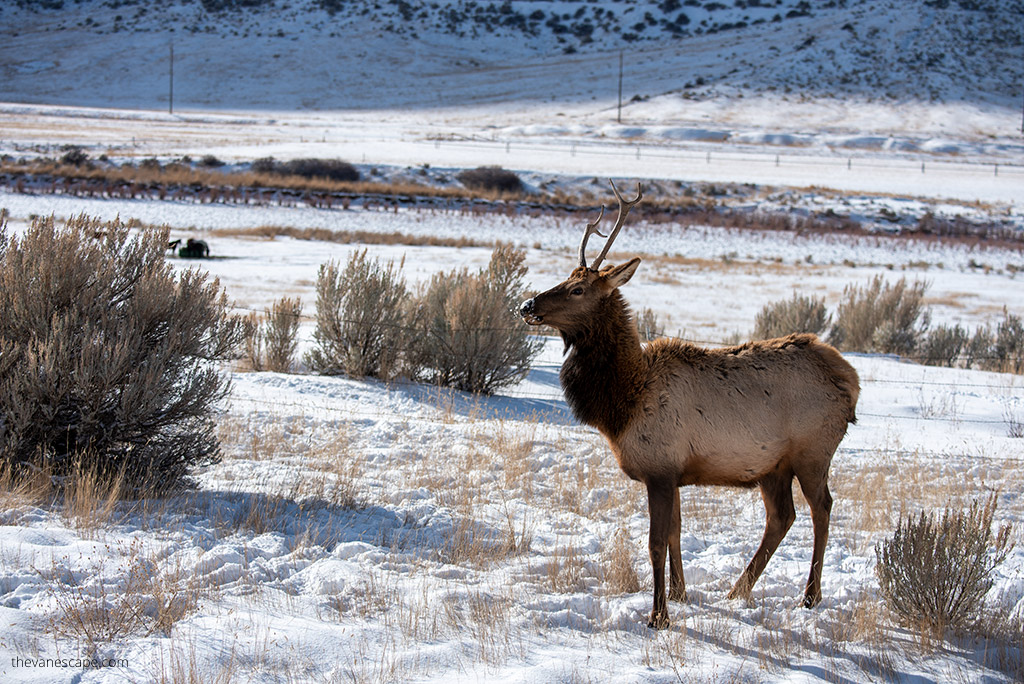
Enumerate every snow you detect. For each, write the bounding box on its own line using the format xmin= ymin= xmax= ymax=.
xmin=1 ymin=0 xmax=1023 ymax=681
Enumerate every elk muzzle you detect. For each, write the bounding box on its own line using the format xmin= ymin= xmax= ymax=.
xmin=519 ymin=298 xmax=543 ymax=325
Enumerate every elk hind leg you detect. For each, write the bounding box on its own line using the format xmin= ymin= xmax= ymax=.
xmin=668 ymin=485 xmax=686 ymax=602
xmin=796 ymin=468 xmax=833 ymax=608
xmin=646 ymin=479 xmax=675 ymax=629
xmin=727 ymin=471 xmax=795 ymax=601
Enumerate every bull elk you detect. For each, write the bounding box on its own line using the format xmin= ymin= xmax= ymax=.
xmin=519 ymin=181 xmax=859 ymax=629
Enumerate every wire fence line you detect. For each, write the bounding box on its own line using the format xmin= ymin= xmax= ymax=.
xmin=231 ymin=302 xmax=1024 ymax=383
xmin=416 ymin=137 xmax=1024 ymax=179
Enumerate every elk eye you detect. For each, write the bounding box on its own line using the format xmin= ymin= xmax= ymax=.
xmin=570 ymin=287 xmax=584 ymax=296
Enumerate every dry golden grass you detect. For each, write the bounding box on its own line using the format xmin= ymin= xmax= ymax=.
xmin=601 ymin=526 xmax=641 ymax=596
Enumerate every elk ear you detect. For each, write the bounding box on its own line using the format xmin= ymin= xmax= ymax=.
xmin=601 ymin=257 xmax=641 ymax=290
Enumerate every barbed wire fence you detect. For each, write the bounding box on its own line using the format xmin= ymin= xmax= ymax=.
xmin=225 ymin=303 xmax=1024 ymax=444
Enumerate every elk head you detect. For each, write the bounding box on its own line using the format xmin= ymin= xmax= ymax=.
xmin=520 ymin=180 xmax=643 ymax=335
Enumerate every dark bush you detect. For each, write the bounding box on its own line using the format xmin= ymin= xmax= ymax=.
xmin=456 ymin=166 xmax=523 ymax=194
xmin=249 ymin=157 xmax=359 ymax=182
xmin=280 ymin=158 xmax=360 ymax=182
xmin=251 ymin=156 xmax=277 ymax=174
xmin=306 ymin=250 xmax=408 ymax=379
xmin=0 ymin=214 xmax=242 ymax=494
xmin=198 ymin=154 xmax=224 ymax=168
xmin=60 ymin=146 xmax=89 ymax=166
xmin=753 ymin=293 xmax=829 ymax=340
xmin=406 ymin=245 xmax=541 ymax=394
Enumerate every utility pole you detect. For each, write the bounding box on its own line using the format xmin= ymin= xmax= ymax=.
xmin=169 ymin=42 xmax=174 ymax=115
xmin=617 ymin=49 xmax=624 ymax=124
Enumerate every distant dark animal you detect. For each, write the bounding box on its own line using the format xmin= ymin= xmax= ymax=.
xmin=178 ymin=238 xmax=210 ymax=259
xmin=167 ymin=239 xmax=182 ymax=252
xmin=519 ymin=181 xmax=860 ymax=629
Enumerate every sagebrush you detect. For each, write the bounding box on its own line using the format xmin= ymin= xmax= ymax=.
xmin=406 ymin=244 xmax=542 ymax=394
xmin=829 ymin=275 xmax=929 ymax=355
xmin=875 ymin=494 xmax=1013 ymax=637
xmin=0 ymin=213 xmax=242 ymax=493
xmin=306 ymin=250 xmax=408 ymax=379
xmin=753 ymin=292 xmax=829 ymax=340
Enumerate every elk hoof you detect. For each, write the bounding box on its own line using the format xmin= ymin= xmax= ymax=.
xmin=802 ymin=592 xmax=822 ymax=608
xmin=725 ymin=586 xmax=750 ymax=602
xmin=647 ymin=609 xmax=670 ymax=630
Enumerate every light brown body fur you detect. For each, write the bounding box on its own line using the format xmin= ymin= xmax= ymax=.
xmin=521 ymin=259 xmax=859 ymax=628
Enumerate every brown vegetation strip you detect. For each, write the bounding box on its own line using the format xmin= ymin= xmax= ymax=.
xmin=2 ymin=159 xmax=1021 ymax=248
xmin=208 ymin=225 xmax=489 ymax=249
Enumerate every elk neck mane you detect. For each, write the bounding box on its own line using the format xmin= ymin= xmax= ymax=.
xmin=558 ymin=288 xmax=646 ymax=439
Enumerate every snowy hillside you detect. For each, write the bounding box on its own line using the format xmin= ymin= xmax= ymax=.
xmin=1 ymin=0 xmax=1022 ymax=142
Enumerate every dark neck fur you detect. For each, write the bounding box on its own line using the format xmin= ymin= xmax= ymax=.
xmin=559 ymin=292 xmax=645 ymax=438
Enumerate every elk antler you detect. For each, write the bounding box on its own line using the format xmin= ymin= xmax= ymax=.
xmin=590 ymin=180 xmax=643 ymax=270
xmin=577 ymin=205 xmax=606 ymax=269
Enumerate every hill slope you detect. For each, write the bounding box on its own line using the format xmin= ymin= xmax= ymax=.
xmin=1 ymin=0 xmax=1021 ymax=135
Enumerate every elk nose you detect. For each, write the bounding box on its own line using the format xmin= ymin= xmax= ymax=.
xmin=519 ymin=299 xmax=535 ymax=317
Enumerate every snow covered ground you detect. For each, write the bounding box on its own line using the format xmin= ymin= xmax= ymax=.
xmin=1 ymin=0 xmax=1023 ymax=680
xmin=1 ymin=187 xmax=1023 ymax=683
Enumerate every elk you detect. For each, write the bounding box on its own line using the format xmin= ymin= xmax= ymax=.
xmin=519 ymin=181 xmax=859 ymax=629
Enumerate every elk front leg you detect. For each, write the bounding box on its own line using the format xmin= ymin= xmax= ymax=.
xmin=646 ymin=479 xmax=675 ymax=629
xmin=727 ymin=472 xmax=795 ymax=601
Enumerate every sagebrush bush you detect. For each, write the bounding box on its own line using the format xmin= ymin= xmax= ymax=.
xmin=0 ymin=214 xmax=242 ymax=493
xmin=264 ymin=296 xmax=303 ymax=372
xmin=829 ymin=276 xmax=929 ymax=355
xmin=753 ymin=292 xmax=829 ymax=340
xmin=306 ymin=250 xmax=407 ymax=378
xmin=636 ymin=306 xmax=665 ymax=342
xmin=875 ymin=494 xmax=1013 ymax=637
xmin=916 ymin=323 xmax=967 ymax=367
xmin=243 ymin=297 xmax=303 ymax=373
xmin=456 ymin=166 xmax=523 ymax=194
xmin=406 ymin=244 xmax=542 ymax=394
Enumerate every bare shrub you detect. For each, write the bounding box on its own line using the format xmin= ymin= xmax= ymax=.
xmin=406 ymin=244 xmax=542 ymax=394
xmin=240 ymin=312 xmax=265 ymax=372
xmin=0 ymin=215 xmax=242 ymax=494
xmin=753 ymin=292 xmax=829 ymax=340
xmin=875 ymin=493 xmax=1013 ymax=638
xmin=963 ymin=310 xmax=1024 ymax=374
xmin=306 ymin=250 xmax=407 ymax=379
xmin=990 ymin=309 xmax=1024 ymax=374
xmin=456 ymin=166 xmax=523 ymax=194
xmin=264 ymin=296 xmax=303 ymax=372
xmin=240 ymin=297 xmax=303 ymax=373
xmin=916 ymin=323 xmax=968 ymax=367
xmin=636 ymin=306 xmax=665 ymax=341
xmin=829 ymin=275 xmax=929 ymax=355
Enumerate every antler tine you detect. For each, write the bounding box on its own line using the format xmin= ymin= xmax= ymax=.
xmin=591 ymin=180 xmax=643 ymax=270
xmin=577 ymin=204 xmax=606 ymax=269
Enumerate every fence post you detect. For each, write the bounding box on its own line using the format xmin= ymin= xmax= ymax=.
xmin=706 ymin=151 xmax=711 ymax=164
xmin=847 ymin=158 xmax=852 ymax=170
xmin=921 ymin=162 xmax=925 ymax=173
